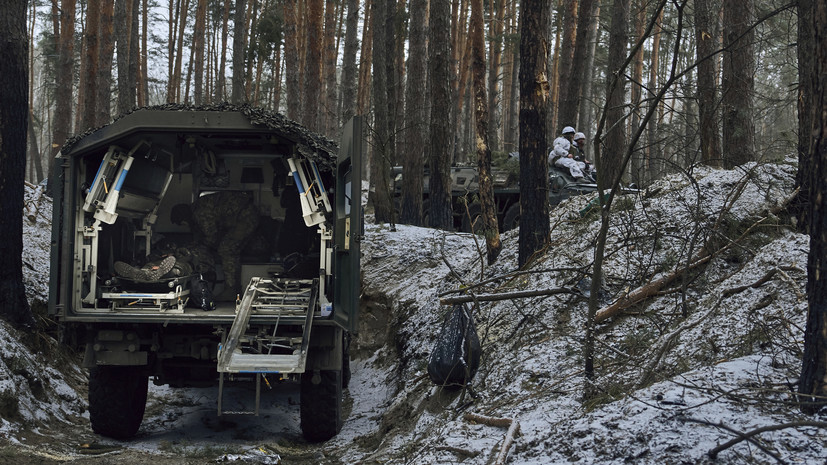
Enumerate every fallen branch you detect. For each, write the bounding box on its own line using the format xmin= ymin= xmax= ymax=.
xmin=440 ymin=287 xmax=578 ymax=305
xmin=434 ymin=445 xmax=480 ymax=459
xmin=595 ymin=185 xmax=800 ymax=324
xmin=681 ymin=417 xmax=785 ymax=464
xmin=437 ymin=266 xmax=588 ymax=297
xmin=464 ymin=413 xmax=520 ymax=465
xmin=636 ymin=266 xmax=792 ymax=388
xmin=706 ymin=420 xmax=827 ymax=460
xmin=595 ymin=254 xmax=712 ymax=323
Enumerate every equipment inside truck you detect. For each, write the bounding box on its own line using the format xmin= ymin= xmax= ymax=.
xmin=74 ymin=133 xmax=337 ymax=309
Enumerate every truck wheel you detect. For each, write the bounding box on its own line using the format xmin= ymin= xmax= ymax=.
xmin=460 ymin=203 xmax=483 ymax=234
xmin=88 ymin=366 xmax=148 ymax=439
xmin=503 ymin=203 xmax=521 ymax=231
xmin=300 ymin=370 xmax=343 ymax=442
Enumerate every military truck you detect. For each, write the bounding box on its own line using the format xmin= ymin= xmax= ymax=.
xmin=48 ymin=106 xmax=363 ymax=442
xmin=392 ymin=156 xmax=599 ymax=232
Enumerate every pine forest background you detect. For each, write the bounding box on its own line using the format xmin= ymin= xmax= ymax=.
xmin=26 ymin=0 xmax=799 ymax=204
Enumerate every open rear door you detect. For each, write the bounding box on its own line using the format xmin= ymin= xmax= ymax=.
xmin=333 ymin=117 xmax=363 ymax=333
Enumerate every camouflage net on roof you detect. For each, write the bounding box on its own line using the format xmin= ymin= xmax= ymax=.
xmin=61 ymin=103 xmax=340 ymax=171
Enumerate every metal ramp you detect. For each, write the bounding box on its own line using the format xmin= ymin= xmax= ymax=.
xmin=216 ymin=277 xmax=317 ymax=415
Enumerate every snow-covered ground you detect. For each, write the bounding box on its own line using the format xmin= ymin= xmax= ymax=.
xmin=5 ymin=158 xmax=826 ymax=464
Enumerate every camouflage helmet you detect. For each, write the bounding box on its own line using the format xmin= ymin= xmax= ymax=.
xmin=562 ymin=126 xmax=576 ymax=135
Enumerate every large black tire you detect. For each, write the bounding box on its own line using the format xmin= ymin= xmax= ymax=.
xmin=88 ymin=366 xmax=148 ymax=439
xmin=300 ymin=370 xmax=343 ymax=442
xmin=503 ymin=203 xmax=521 ymax=231
xmin=460 ymin=202 xmax=483 ymax=234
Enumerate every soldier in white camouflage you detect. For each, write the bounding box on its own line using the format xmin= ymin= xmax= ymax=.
xmin=171 ymin=191 xmax=260 ymax=300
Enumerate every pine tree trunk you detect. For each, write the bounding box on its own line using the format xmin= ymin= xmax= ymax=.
xmin=645 ymin=7 xmax=663 ymax=184
xmin=172 ymin=0 xmax=191 ymax=102
xmin=215 ymin=0 xmax=231 ymax=102
xmin=695 ymin=0 xmax=722 ymax=167
xmin=340 ymin=0 xmax=359 ymax=124
xmin=80 ymin=0 xmax=100 ymax=130
xmin=27 ymin=109 xmax=44 ymax=183
xmin=547 ymin=0 xmax=562 ymax=136
xmin=565 ymin=0 xmax=595 ymax=131
xmin=721 ymin=0 xmax=756 ymax=168
xmin=428 ymin=0 xmax=454 ymax=230
xmin=501 ymin=0 xmax=515 ymax=151
xmin=115 ymin=0 xmax=135 ymax=115
xmin=471 ymin=0 xmax=501 ymax=264
xmin=302 ymin=0 xmax=323 ymax=130
xmin=798 ymin=0 xmax=827 ymax=415
xmin=517 ymin=0 xmax=550 ymax=267
xmin=129 ymin=0 xmax=139 ymax=104
xmin=555 ymin=0 xmax=578 ymax=129
xmin=451 ymin=0 xmax=470 ymax=163
xmin=231 ymin=0 xmax=247 ymax=103
xmin=323 ymin=0 xmax=338 ymax=137
xmin=96 ymin=0 xmax=115 ymax=125
xmin=399 ymin=0 xmax=427 ymax=226
xmin=602 ymin=0 xmax=630 ymax=187
xmin=356 ymin=0 xmax=373 ymax=116
xmin=794 ymin=0 xmax=814 ymax=232
xmin=52 ymin=0 xmax=75 ymax=156
xmin=369 ymin=0 xmax=393 ymax=223
xmin=284 ymin=0 xmax=301 ymax=118
xmin=576 ymin=1 xmax=600 ymax=134
xmin=629 ymin=0 xmax=646 ymax=186
xmin=487 ymin=0 xmax=506 ymax=151
xmin=244 ymin=0 xmax=257 ymax=101
xmin=0 ymin=0 xmax=35 ymax=329
xmin=192 ymin=0 xmax=207 ymax=105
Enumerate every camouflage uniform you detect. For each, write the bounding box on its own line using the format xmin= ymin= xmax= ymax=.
xmin=190 ymin=191 xmax=260 ymax=296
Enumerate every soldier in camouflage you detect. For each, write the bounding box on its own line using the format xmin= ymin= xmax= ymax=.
xmin=171 ymin=191 xmax=260 ymax=300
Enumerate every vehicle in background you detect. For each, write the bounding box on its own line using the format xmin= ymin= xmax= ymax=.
xmin=391 ymin=152 xmax=603 ymax=232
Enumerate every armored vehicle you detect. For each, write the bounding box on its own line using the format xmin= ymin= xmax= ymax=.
xmin=48 ymin=106 xmax=363 ymax=442
xmin=392 ymin=157 xmax=599 ymax=232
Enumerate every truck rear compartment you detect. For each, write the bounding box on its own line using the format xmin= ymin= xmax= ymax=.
xmin=50 ymin=108 xmax=362 ymax=441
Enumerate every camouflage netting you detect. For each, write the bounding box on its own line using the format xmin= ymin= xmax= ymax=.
xmin=61 ymin=103 xmax=340 ymax=172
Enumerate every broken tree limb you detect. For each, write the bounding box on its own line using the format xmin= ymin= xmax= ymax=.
xmin=463 ymin=413 xmax=520 ymax=465
xmin=437 ymin=266 xmax=587 ymax=298
xmin=595 ymin=255 xmax=712 ymax=323
xmin=464 ymin=412 xmax=512 ymax=427
xmin=706 ymin=420 xmax=827 ymax=460
xmin=596 ymin=185 xmax=801 ymax=324
xmin=440 ymin=287 xmax=578 ymax=305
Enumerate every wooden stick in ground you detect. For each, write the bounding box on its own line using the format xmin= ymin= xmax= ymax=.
xmin=464 ymin=412 xmax=520 ymax=465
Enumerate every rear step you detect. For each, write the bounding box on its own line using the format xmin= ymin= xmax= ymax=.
xmin=216 ymin=277 xmax=318 ymax=415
